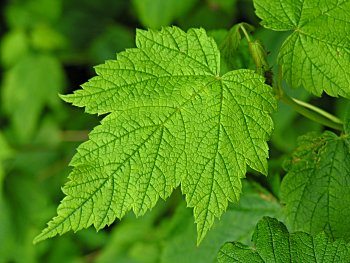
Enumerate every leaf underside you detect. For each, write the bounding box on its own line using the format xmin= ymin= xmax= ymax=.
xmin=281 ymin=131 xmax=350 ymax=240
xmin=34 ymin=26 xmax=276 ymax=244
xmin=218 ymin=217 xmax=350 ymax=263
xmin=254 ymin=0 xmax=350 ymax=97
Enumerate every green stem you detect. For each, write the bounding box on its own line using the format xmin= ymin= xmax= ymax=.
xmin=239 ymin=24 xmax=251 ymax=42
xmin=275 ymin=66 xmax=343 ymax=131
xmin=279 ymin=94 xmax=343 ymax=131
xmin=238 ymin=30 xmax=342 ymax=131
xmin=291 ymin=98 xmax=342 ymax=125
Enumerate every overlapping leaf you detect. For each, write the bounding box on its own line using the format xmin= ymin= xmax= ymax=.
xmin=218 ymin=217 xmax=350 ymax=262
xmin=253 ymin=0 xmax=350 ymax=97
xmin=34 ymin=27 xmax=276 ymax=244
xmin=161 ymin=182 xmax=281 ymax=263
xmin=280 ymin=131 xmax=350 ymax=240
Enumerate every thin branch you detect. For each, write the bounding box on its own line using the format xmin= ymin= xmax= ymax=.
xmin=239 ymin=24 xmax=251 ymax=42
xmin=275 ymin=66 xmax=343 ymax=131
xmin=60 ymin=130 xmax=89 ymax=142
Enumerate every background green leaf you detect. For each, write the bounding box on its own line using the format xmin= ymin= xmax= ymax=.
xmin=253 ymin=0 xmax=350 ymax=97
xmin=2 ymin=54 xmax=65 ymax=143
xmin=281 ymin=131 xmax=350 ymax=240
xmin=218 ymin=217 xmax=350 ymax=262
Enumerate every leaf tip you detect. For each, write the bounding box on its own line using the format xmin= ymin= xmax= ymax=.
xmin=33 ymin=231 xmax=48 ymax=245
xmin=196 ymin=221 xmax=210 ymax=246
xmin=59 ymin=93 xmax=73 ymax=103
xmin=196 ymin=233 xmax=205 ymax=246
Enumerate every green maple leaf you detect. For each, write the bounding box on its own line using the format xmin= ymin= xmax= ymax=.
xmin=218 ymin=217 xmax=350 ymax=262
xmin=280 ymin=131 xmax=350 ymax=240
xmin=34 ymin=27 xmax=276 ymax=244
xmin=253 ymin=0 xmax=350 ymax=97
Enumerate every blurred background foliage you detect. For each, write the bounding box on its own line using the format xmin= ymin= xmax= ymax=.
xmin=0 ymin=0 xmax=343 ymax=262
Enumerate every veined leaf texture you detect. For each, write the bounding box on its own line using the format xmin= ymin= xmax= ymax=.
xmin=34 ymin=27 xmax=276 ymax=244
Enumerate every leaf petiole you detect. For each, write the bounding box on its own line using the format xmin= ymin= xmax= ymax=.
xmin=275 ymin=66 xmax=343 ymax=131
xmin=279 ymin=94 xmax=343 ymax=131
xmin=238 ymin=24 xmax=251 ymax=42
